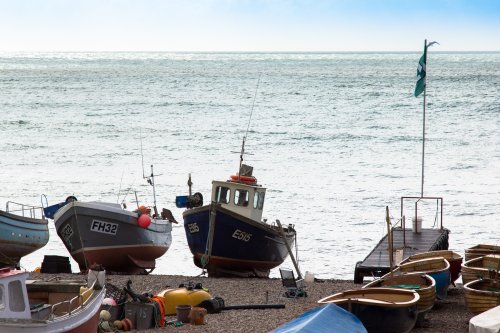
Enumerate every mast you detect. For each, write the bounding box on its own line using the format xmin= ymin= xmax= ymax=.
xmin=421 ymin=39 xmax=427 ymax=198
xmin=238 ymin=136 xmax=246 ymax=180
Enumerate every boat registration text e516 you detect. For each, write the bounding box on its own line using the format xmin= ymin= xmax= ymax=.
xmin=91 ymin=220 xmax=118 ymax=235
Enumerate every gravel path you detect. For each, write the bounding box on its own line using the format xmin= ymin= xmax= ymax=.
xmin=29 ymin=272 xmax=474 ymax=332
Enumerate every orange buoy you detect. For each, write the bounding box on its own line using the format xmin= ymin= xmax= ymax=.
xmin=121 ymin=318 xmax=133 ymax=331
xmin=138 ymin=205 xmax=151 ymax=214
xmin=229 ymin=175 xmax=257 ymax=185
xmin=137 ymin=214 xmax=151 ymax=228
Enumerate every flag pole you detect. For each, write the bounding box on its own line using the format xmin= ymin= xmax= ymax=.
xmin=421 ymin=39 xmax=427 ymax=198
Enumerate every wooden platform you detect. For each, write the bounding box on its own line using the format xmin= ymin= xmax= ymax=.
xmin=354 ymin=227 xmax=450 ymax=283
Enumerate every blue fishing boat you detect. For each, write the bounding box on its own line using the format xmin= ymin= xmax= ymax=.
xmin=0 ymin=201 xmax=49 ymax=268
xmin=182 ymin=168 xmax=296 ymax=277
xmin=180 ymin=136 xmax=296 ymax=277
xmin=270 ymin=303 xmax=367 ymax=333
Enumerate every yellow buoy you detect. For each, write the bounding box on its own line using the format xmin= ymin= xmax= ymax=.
xmin=156 ymin=287 xmax=212 ymax=315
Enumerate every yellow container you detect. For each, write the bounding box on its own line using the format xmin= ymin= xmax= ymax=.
xmin=79 ymin=286 xmax=92 ymax=304
xmin=156 ymin=288 xmax=212 ymax=315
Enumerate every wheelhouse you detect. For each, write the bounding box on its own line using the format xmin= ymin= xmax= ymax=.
xmin=211 ymin=180 xmax=266 ymax=222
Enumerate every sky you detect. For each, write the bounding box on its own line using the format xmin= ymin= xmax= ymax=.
xmin=0 ymin=0 xmax=499 ymax=52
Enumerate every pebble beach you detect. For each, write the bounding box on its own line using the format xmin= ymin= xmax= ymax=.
xmin=30 ymin=272 xmax=473 ymax=333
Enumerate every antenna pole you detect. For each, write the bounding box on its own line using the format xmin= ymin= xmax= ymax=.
xmin=421 ymin=39 xmax=427 ymax=198
xmin=140 ymin=128 xmax=146 ymax=179
xmin=150 ymin=165 xmax=158 ymax=216
xmin=237 ymin=76 xmax=261 ymax=176
xmin=238 ymin=136 xmax=246 ymax=180
xmin=188 ymin=173 xmax=192 ymax=196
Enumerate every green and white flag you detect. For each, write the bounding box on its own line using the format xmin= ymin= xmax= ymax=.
xmin=414 ymin=44 xmax=427 ymax=97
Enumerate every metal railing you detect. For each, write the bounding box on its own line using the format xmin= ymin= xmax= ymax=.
xmin=49 ymin=281 xmax=96 ymax=319
xmin=5 ymin=201 xmax=45 ymax=220
xmin=400 ymin=196 xmax=443 ymax=230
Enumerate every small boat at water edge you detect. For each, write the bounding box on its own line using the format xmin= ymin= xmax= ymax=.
xmin=318 ymin=287 xmax=419 ymax=333
xmin=394 ymin=257 xmax=450 ymax=300
xmin=363 ymin=273 xmax=436 ymax=324
xmin=0 ymin=267 xmax=105 ymax=332
xmin=464 ymin=279 xmax=500 ymax=314
xmin=52 ymin=199 xmax=174 ymax=274
xmin=0 ymin=201 xmax=49 ymax=268
xmin=270 ymin=303 xmax=368 ymax=333
xmin=465 ymin=244 xmax=500 ymax=262
xmin=400 ymin=249 xmax=463 ymax=285
xmin=462 ymin=254 xmax=500 ymax=284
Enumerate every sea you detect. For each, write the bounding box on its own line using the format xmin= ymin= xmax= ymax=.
xmin=0 ymin=52 xmax=499 ymax=280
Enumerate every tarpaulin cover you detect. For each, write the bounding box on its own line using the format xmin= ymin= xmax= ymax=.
xmin=269 ymin=303 xmax=367 ymax=333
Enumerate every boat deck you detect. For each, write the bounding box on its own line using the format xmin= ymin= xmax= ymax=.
xmin=354 ymin=227 xmax=450 ymax=283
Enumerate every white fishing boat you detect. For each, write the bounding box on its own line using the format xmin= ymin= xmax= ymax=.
xmin=0 ymin=267 xmax=105 ymax=332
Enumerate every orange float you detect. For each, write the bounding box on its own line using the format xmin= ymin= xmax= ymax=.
xmin=229 ymin=175 xmax=257 ymax=185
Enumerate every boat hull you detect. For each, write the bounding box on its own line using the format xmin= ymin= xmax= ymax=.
xmin=465 ymin=244 xmax=500 ymax=262
xmin=364 ymin=273 xmax=436 ymax=324
xmin=400 ymin=250 xmax=463 ymax=284
xmin=318 ymin=288 xmax=419 ymax=333
xmin=396 ymin=257 xmax=450 ymax=300
xmin=0 ymin=269 xmax=105 ymax=333
xmin=0 ymin=210 xmax=49 ymax=267
xmin=54 ymin=202 xmax=172 ymax=273
xmin=464 ymin=279 xmax=500 ymax=314
xmin=462 ymin=255 xmax=500 ymax=285
xmin=183 ymin=204 xmax=295 ymax=276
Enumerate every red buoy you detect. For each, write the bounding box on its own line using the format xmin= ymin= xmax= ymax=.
xmin=137 ymin=214 xmax=151 ymax=228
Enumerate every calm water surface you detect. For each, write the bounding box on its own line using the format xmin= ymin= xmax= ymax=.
xmin=0 ymin=52 xmax=498 ymax=279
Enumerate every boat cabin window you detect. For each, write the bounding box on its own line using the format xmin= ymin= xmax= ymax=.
xmin=8 ymin=280 xmax=25 ymax=312
xmin=253 ymin=192 xmax=265 ymax=210
xmin=234 ymin=189 xmax=249 ymax=207
xmin=215 ymin=186 xmax=231 ymax=204
xmin=0 ymin=285 xmax=4 ymax=311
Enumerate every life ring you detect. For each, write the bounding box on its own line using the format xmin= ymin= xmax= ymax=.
xmin=229 ymin=175 xmax=257 ymax=185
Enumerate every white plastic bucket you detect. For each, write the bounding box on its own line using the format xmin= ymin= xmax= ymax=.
xmin=412 ymin=217 xmax=422 ymax=233
xmin=304 ymin=271 xmax=315 ymax=283
xmin=87 ymin=269 xmax=105 ymax=288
